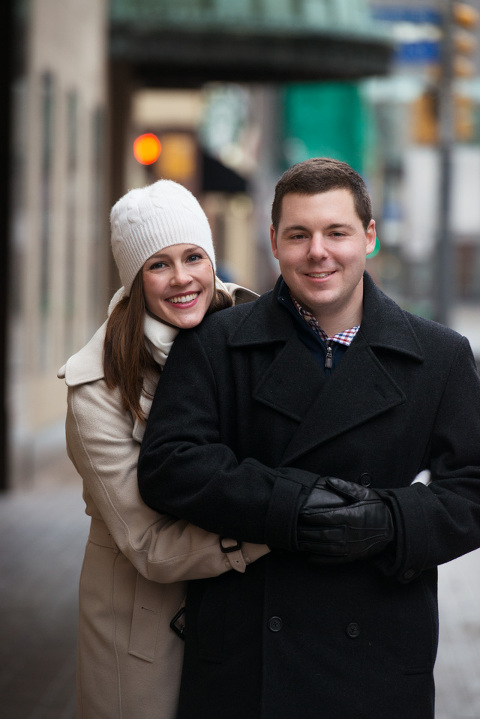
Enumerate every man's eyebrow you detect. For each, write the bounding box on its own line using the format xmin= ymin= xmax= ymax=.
xmin=325 ymin=222 xmax=355 ymax=231
xmin=281 ymin=224 xmax=310 ymax=233
xmin=281 ymin=222 xmax=356 ymax=233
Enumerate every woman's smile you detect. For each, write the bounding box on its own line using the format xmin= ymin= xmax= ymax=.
xmin=166 ymin=292 xmax=201 ymax=305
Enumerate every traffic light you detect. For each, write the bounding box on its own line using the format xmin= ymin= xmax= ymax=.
xmin=452 ymin=2 xmax=479 ymax=77
xmin=411 ymin=89 xmax=439 ymax=144
xmin=133 ymin=133 xmax=162 ymax=165
xmin=452 ymin=3 xmax=479 ymax=139
xmin=455 ymin=94 xmax=475 ymax=139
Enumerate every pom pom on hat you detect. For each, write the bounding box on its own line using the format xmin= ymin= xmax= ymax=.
xmin=110 ymin=179 xmax=216 ymax=294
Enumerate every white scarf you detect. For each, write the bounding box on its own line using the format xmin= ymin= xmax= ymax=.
xmin=143 ymin=313 xmax=178 ymax=369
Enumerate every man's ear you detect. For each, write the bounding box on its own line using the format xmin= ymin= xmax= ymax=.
xmin=365 ymin=219 xmax=376 ymax=255
xmin=270 ymin=225 xmax=279 ymax=260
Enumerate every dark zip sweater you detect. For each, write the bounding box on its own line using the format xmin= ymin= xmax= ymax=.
xmin=277 ymin=279 xmax=349 ymax=375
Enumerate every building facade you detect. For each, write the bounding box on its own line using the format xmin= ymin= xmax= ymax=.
xmin=9 ymin=0 xmax=109 ymax=488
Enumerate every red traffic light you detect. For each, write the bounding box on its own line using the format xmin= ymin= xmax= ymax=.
xmin=133 ymin=133 xmax=162 ymax=165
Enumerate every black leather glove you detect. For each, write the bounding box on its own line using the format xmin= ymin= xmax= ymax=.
xmin=297 ymin=477 xmax=394 ymax=563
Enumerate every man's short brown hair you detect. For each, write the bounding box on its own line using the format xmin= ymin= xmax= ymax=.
xmin=271 ymin=157 xmax=373 ymax=232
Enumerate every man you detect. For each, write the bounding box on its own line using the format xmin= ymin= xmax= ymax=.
xmin=138 ymin=158 xmax=480 ymax=719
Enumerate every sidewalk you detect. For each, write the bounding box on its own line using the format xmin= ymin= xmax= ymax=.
xmin=436 ymin=549 xmax=480 ymax=719
xmin=0 ymin=451 xmax=479 ymax=718
xmin=0 ymin=456 xmax=88 ymax=719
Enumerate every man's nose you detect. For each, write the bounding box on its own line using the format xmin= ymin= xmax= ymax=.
xmin=307 ymin=233 xmax=327 ymax=259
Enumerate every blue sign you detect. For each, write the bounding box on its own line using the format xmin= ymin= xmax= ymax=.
xmin=370 ymin=5 xmax=442 ymax=25
xmin=395 ymin=40 xmax=440 ymax=63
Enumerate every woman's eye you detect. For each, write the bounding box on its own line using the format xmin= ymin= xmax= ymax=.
xmin=187 ymin=253 xmax=202 ymax=262
xmin=150 ymin=261 xmax=166 ymax=270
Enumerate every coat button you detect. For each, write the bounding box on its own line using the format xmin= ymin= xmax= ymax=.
xmin=268 ymin=616 xmax=283 ymax=632
xmin=403 ymin=568 xmax=416 ymax=581
xmin=360 ymin=473 xmax=372 ymax=487
xmin=346 ymin=622 xmax=360 ymax=639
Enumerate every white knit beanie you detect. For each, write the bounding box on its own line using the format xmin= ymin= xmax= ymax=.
xmin=110 ymin=179 xmax=216 ymax=295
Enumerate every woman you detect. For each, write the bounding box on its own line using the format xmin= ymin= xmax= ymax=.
xmin=58 ymin=180 xmax=268 ymax=719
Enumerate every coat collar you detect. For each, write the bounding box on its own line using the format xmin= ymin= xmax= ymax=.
xmin=359 ymin=272 xmax=424 ymax=361
xmin=58 ymin=316 xmax=179 ymax=387
xmin=57 ymin=320 xmax=107 ymax=385
xmin=229 ymin=272 xmax=424 ymax=362
xmin=228 ymin=278 xmax=291 ymax=348
xmin=228 ymin=273 xmax=425 ymax=464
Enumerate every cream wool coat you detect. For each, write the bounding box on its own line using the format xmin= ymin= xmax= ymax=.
xmin=58 ymin=283 xmax=268 ymax=719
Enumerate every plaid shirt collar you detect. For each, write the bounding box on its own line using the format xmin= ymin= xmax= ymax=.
xmin=290 ymin=294 xmax=359 ymax=347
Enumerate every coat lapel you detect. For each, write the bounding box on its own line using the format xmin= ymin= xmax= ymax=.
xmin=279 ymin=331 xmax=406 ymax=465
xmin=283 ymin=274 xmax=426 ymax=464
xmin=229 ymin=274 xmax=424 ymax=465
xmin=251 ymin=330 xmax=407 ymax=465
xmin=229 ymin=287 xmax=326 ymax=422
xmin=252 ymin=333 xmax=327 ymax=422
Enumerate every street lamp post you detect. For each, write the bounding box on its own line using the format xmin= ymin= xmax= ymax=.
xmin=436 ymin=0 xmax=455 ymax=327
xmin=435 ymin=1 xmax=479 ymax=325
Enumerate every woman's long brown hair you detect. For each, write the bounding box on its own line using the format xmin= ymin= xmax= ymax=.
xmin=103 ymin=270 xmax=232 ymax=423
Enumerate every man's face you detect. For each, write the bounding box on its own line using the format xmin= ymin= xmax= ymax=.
xmin=270 ymin=189 xmax=376 ymax=330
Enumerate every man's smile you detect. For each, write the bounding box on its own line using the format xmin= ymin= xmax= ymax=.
xmin=305 ymin=272 xmax=335 ymax=279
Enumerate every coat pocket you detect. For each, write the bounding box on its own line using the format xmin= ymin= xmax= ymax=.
xmin=128 ymin=573 xmax=162 ymax=662
xmin=128 ymin=574 xmax=187 ymax=663
xmin=374 ymin=569 xmax=438 ymax=676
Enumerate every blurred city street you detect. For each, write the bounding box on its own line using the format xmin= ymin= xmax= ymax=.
xmin=0 ymin=449 xmax=479 ymax=718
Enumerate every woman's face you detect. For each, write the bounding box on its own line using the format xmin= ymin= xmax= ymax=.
xmin=142 ymin=244 xmax=215 ymax=329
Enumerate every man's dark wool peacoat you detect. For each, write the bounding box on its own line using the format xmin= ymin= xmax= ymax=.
xmin=139 ymin=272 xmax=480 ymax=719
